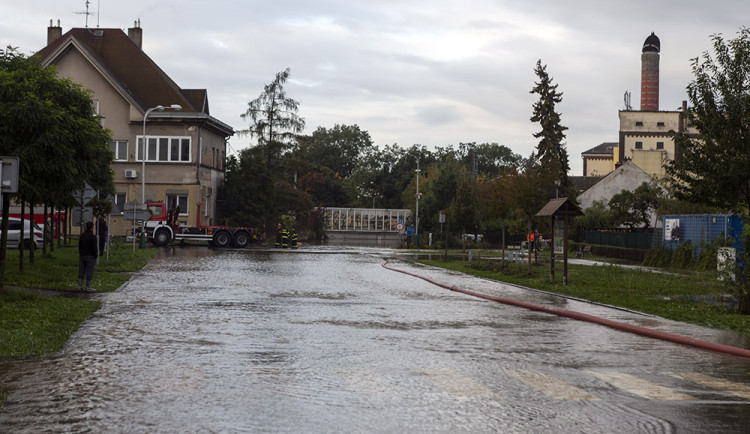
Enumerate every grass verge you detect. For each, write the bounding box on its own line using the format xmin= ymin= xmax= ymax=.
xmin=418 ymin=258 xmax=750 ymax=334
xmin=0 ymin=239 xmax=159 ymax=359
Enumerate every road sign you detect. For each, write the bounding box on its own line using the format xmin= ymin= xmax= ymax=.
xmin=396 ymin=222 xmax=404 ymax=232
xmin=74 ymin=183 xmax=97 ymax=206
xmin=406 ymin=226 xmax=415 ymax=236
xmin=124 ymin=211 xmax=152 ymax=221
xmin=0 ymin=157 xmax=19 ymax=193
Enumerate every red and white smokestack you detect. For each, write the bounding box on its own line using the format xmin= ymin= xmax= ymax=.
xmin=640 ymin=32 xmax=660 ymax=111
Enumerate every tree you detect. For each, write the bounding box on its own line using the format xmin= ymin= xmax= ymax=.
xmin=300 ymin=124 xmax=375 ymax=179
xmin=667 ymin=28 xmax=750 ymax=210
xmin=608 ymin=182 xmax=663 ymax=229
xmin=239 ymin=68 xmax=305 ymax=166
xmin=0 ymin=47 xmax=113 ymax=285
xmin=512 ymin=155 xmax=549 ymax=274
xmin=479 ymin=171 xmax=516 ymax=261
xmin=530 ymin=60 xmax=571 ymax=192
xmin=457 ymin=142 xmax=522 ymax=177
xmin=236 ymin=68 xmax=305 ymax=230
xmin=665 ymin=28 xmax=750 ymax=314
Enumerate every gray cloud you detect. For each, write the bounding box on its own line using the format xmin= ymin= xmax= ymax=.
xmin=3 ymin=0 xmax=749 ymax=174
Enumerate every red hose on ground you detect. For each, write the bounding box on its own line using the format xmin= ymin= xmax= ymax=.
xmin=382 ymin=260 xmax=750 ymax=359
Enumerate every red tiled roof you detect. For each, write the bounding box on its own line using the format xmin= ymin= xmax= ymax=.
xmin=34 ymin=28 xmax=198 ymax=114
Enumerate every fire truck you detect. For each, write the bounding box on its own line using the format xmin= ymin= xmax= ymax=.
xmin=144 ymin=201 xmax=261 ymax=248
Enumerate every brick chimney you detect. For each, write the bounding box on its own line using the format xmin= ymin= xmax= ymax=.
xmin=640 ymin=32 xmax=660 ymax=111
xmin=128 ymin=19 xmax=142 ymax=49
xmin=47 ymin=19 xmax=62 ymax=45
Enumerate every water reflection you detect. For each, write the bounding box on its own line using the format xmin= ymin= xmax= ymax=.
xmin=1 ymin=247 xmax=749 ymax=433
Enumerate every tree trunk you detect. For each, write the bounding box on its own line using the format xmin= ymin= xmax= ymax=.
xmin=19 ymin=201 xmax=25 ymax=272
xmin=29 ymin=202 xmax=35 ymax=264
xmin=0 ymin=194 xmax=10 ymax=290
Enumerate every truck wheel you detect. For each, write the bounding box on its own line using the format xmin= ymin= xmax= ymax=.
xmin=213 ymin=230 xmax=231 ymax=248
xmin=153 ymin=228 xmax=172 ymax=247
xmin=233 ymin=230 xmax=251 ymax=248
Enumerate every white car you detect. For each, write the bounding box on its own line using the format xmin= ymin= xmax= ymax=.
xmin=1 ymin=217 xmax=44 ymax=249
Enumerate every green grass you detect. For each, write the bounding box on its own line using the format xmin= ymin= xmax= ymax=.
xmin=2 ymin=239 xmax=157 ymax=292
xmin=418 ymin=258 xmax=750 ymax=334
xmin=0 ymin=239 xmax=159 ymax=360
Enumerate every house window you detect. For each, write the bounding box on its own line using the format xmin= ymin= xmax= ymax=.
xmin=137 ymin=136 xmax=191 ymax=162
xmin=166 ymin=194 xmax=189 ymax=215
xmin=110 ymin=140 xmax=127 ymax=161
xmin=656 ymin=142 xmax=664 ymax=149
xmin=635 ymin=121 xmax=643 ymax=126
xmin=635 ymin=141 xmax=643 ymax=149
xmin=657 ymin=122 xmax=665 ymax=127
xmin=113 ymin=193 xmax=127 ymax=213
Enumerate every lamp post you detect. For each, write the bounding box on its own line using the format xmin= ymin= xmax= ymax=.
xmin=555 ymin=179 xmax=561 ymax=199
xmin=409 ymin=152 xmax=420 ymax=246
xmin=142 ymin=104 xmax=182 ymax=204
xmin=140 ymin=104 xmax=181 ymax=247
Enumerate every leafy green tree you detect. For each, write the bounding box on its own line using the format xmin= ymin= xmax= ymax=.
xmin=298 ymin=168 xmax=349 ymax=207
xmin=665 ymin=28 xmax=750 ymax=313
xmin=512 ymin=155 xmax=549 ymax=274
xmin=457 ymin=142 xmax=522 ymax=176
xmin=608 ymin=182 xmax=662 ymax=229
xmin=0 ymin=47 xmax=112 ymax=284
xmin=530 ymin=60 xmax=571 ymax=193
xmin=300 ymin=124 xmax=375 ymax=179
xmin=450 ymin=179 xmax=479 ymax=250
xmin=667 ymin=29 xmax=750 ymax=210
xmin=478 ymin=171 xmax=516 ymax=259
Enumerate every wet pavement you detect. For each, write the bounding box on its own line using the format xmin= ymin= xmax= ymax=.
xmin=1 ymin=246 xmax=750 ymax=433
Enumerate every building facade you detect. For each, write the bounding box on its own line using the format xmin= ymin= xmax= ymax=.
xmin=35 ymin=21 xmax=233 ymax=236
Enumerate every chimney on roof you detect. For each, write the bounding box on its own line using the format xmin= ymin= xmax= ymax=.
xmin=47 ymin=19 xmax=62 ymax=45
xmin=128 ymin=19 xmax=142 ymax=49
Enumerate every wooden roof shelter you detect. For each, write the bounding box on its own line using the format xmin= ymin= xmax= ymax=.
xmin=536 ymin=198 xmax=584 ymax=285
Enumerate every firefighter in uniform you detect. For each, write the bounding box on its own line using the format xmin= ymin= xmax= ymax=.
xmin=275 ymin=223 xmax=283 ymax=248
xmin=290 ymin=226 xmax=298 ymax=249
xmin=281 ymin=226 xmax=289 ymax=248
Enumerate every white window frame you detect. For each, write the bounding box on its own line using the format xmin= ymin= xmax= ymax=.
xmin=166 ymin=194 xmax=189 ymax=215
xmin=113 ymin=193 xmax=127 ymax=214
xmin=137 ymin=136 xmax=191 ymax=162
xmin=110 ymin=140 xmax=128 ymax=161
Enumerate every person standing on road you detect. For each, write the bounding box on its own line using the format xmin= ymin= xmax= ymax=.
xmin=78 ymin=221 xmax=98 ymax=293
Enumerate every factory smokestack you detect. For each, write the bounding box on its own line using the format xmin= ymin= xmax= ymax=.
xmin=640 ymin=32 xmax=660 ymax=111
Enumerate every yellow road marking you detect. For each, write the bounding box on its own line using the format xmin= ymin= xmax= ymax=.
xmin=504 ymin=369 xmax=599 ymax=400
xmin=667 ymin=372 xmax=750 ymax=400
xmin=420 ymin=369 xmax=495 ymax=398
xmin=589 ymin=371 xmax=695 ymax=401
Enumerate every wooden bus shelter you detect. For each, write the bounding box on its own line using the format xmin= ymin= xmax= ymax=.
xmin=536 ymin=198 xmax=584 ymax=285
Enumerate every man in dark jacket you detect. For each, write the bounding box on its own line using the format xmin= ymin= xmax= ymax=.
xmin=78 ymin=221 xmax=98 ymax=292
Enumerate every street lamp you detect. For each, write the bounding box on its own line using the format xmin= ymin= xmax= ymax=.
xmin=555 ymin=179 xmax=561 ymax=199
xmin=141 ymin=104 xmax=182 ymax=204
xmin=409 ymin=152 xmax=420 ymax=246
xmin=140 ymin=104 xmax=181 ymax=248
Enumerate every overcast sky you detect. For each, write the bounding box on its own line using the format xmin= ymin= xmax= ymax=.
xmin=3 ymin=1 xmax=748 ymax=174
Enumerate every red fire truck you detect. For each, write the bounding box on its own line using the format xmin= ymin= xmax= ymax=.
xmin=144 ymin=201 xmax=261 ymax=248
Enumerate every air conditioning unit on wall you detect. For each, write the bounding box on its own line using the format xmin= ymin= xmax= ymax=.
xmin=125 ymin=169 xmax=137 ymax=179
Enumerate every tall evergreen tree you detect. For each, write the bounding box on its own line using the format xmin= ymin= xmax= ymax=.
xmin=530 ymin=60 xmax=570 ymax=191
xmin=237 ymin=68 xmax=305 ymax=229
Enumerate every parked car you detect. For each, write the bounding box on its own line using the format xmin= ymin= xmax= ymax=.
xmin=0 ymin=217 xmax=44 ymax=249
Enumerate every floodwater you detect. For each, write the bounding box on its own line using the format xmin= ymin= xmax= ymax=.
xmin=1 ymin=246 xmax=750 ymax=433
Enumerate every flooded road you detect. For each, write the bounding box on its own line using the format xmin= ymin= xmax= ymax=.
xmin=2 ymin=247 xmax=750 ymax=433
